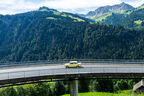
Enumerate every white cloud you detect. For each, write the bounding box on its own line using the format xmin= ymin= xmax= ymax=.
xmin=126 ymin=0 xmax=144 ymax=7
xmin=0 ymin=0 xmax=16 ymax=4
xmin=0 ymin=0 xmax=40 ymax=15
xmin=0 ymin=0 xmax=144 ymax=15
xmin=42 ymin=0 xmax=121 ymax=9
xmin=0 ymin=10 xmax=17 ymax=15
xmin=40 ymin=0 xmax=122 ymax=14
xmin=11 ymin=0 xmax=39 ymax=10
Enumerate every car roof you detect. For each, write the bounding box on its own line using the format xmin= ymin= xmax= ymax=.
xmin=70 ymin=61 xmax=77 ymax=63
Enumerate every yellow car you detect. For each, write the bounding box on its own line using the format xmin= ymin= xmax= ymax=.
xmin=65 ymin=61 xmax=81 ymax=68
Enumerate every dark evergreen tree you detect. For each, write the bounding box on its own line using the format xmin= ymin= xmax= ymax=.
xmin=53 ymin=81 xmax=66 ymax=96
xmin=1 ymin=87 xmax=18 ymax=96
xmin=35 ymin=82 xmax=52 ymax=96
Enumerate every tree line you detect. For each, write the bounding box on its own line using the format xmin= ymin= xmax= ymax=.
xmin=0 ymin=79 xmax=140 ymax=96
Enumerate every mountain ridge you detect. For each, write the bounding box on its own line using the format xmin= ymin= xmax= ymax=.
xmin=82 ymin=2 xmax=144 ymax=29
xmin=86 ymin=2 xmax=134 ymax=17
xmin=96 ymin=4 xmax=144 ymax=29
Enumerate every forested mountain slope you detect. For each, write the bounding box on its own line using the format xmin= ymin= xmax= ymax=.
xmin=85 ymin=2 xmax=134 ymax=22
xmin=102 ymin=6 xmax=144 ymax=29
xmin=85 ymin=3 xmax=144 ymax=29
xmin=0 ymin=7 xmax=143 ymax=61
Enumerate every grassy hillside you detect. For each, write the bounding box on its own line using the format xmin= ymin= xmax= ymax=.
xmin=85 ymin=3 xmax=144 ymax=29
xmin=86 ymin=2 xmax=134 ymax=18
xmin=103 ymin=8 xmax=144 ymax=29
xmin=90 ymin=4 xmax=144 ymax=29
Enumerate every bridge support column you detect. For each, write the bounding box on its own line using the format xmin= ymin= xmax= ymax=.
xmin=70 ymin=79 xmax=78 ymax=96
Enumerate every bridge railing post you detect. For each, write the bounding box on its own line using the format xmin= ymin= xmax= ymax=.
xmin=24 ymin=71 xmax=25 ymax=78
xmin=8 ymin=72 xmax=9 ymax=80
xmin=39 ymin=70 xmax=41 ymax=76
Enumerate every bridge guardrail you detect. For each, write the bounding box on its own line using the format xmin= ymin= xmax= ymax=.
xmin=0 ymin=59 xmax=144 ymax=68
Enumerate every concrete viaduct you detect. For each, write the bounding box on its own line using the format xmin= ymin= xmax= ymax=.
xmin=0 ymin=59 xmax=144 ymax=96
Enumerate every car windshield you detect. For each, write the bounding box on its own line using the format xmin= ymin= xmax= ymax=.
xmin=70 ymin=61 xmax=77 ymax=64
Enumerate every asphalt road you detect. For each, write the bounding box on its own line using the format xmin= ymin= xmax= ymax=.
xmin=0 ymin=63 xmax=144 ymax=81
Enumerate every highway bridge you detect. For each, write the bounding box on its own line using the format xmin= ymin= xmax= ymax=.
xmin=0 ymin=59 xmax=144 ymax=96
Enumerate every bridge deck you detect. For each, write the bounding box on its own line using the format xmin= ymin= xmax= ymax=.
xmin=0 ymin=61 xmax=144 ymax=85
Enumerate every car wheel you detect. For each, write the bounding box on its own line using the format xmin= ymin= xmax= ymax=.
xmin=66 ymin=66 xmax=69 ymax=68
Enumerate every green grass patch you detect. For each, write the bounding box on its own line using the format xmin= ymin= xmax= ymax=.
xmin=53 ymin=11 xmax=61 ymax=15
xmin=62 ymin=90 xmax=144 ymax=96
xmin=137 ymin=5 xmax=144 ymax=10
xmin=61 ymin=14 xmax=67 ymax=17
xmin=61 ymin=13 xmax=85 ymax=22
xmin=134 ymin=20 xmax=143 ymax=25
xmin=68 ymin=15 xmax=85 ymax=22
xmin=39 ymin=9 xmax=50 ymax=12
xmin=46 ymin=17 xmax=57 ymax=20
xmin=92 ymin=12 xmax=112 ymax=22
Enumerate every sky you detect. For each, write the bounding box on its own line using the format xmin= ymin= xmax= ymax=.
xmin=0 ymin=0 xmax=144 ymax=15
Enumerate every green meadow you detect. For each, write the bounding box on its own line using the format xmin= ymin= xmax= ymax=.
xmin=62 ymin=90 xmax=144 ymax=96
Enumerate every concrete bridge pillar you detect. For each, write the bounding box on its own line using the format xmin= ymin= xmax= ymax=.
xmin=70 ymin=79 xmax=78 ymax=96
